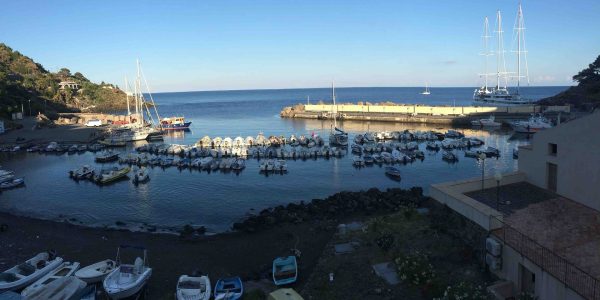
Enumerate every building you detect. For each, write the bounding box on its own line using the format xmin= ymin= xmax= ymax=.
xmin=58 ymin=81 xmax=80 ymax=90
xmin=430 ymin=111 xmax=600 ymax=300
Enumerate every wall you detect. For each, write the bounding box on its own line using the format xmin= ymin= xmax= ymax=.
xmin=304 ymin=104 xmax=569 ymax=115
xmin=519 ymin=111 xmax=600 ymax=211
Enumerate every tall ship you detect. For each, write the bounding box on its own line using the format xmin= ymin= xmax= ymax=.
xmin=473 ymin=3 xmax=532 ymax=106
xmin=328 ymin=82 xmax=348 ymax=146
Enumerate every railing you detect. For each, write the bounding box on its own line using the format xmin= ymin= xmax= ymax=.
xmin=490 ymin=216 xmax=600 ymax=300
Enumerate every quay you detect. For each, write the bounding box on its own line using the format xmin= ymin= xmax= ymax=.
xmin=280 ymin=103 xmax=571 ymax=125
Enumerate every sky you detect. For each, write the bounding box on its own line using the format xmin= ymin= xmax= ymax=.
xmin=1 ymin=0 xmax=599 ymax=92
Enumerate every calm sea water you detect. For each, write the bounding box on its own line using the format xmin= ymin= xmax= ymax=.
xmin=0 ymin=87 xmax=567 ymax=232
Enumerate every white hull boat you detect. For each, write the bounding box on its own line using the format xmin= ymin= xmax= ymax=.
xmin=0 ymin=252 xmax=63 ymax=291
xmin=21 ymin=261 xmax=80 ymax=297
xmin=22 ymin=276 xmax=86 ymax=300
xmin=176 ymin=275 xmax=211 ymax=300
xmin=75 ymin=259 xmax=117 ymax=284
xmin=103 ymin=246 xmax=152 ymax=299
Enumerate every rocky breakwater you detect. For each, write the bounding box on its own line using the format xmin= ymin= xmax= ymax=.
xmin=233 ymin=187 xmax=425 ymax=232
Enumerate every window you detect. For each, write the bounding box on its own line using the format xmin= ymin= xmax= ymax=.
xmin=548 ymin=143 xmax=557 ymax=156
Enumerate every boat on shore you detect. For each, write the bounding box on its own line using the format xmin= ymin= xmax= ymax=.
xmin=21 ymin=261 xmax=80 ymax=297
xmin=0 ymin=252 xmax=63 ymax=291
xmin=214 ymin=277 xmax=243 ymax=300
xmin=161 ymin=116 xmax=192 ymax=130
xmin=272 ymin=256 xmax=298 ymax=286
xmin=75 ymin=259 xmax=117 ymax=284
xmin=21 ymin=276 xmax=87 ymax=300
xmin=103 ymin=245 xmax=152 ymax=299
xmin=176 ymin=274 xmax=211 ymax=300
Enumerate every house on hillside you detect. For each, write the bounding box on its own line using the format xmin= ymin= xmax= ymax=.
xmin=58 ymin=81 xmax=80 ymax=90
xmin=430 ymin=111 xmax=600 ymax=300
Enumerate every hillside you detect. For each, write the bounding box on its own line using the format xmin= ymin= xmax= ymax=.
xmin=538 ymin=54 xmax=600 ymax=109
xmin=0 ymin=43 xmax=126 ymax=119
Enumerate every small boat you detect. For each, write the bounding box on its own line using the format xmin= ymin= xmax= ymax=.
xmin=214 ymin=277 xmax=243 ymax=300
xmin=0 ymin=173 xmax=15 ymax=183
xmin=21 ymin=261 xmax=80 ymax=297
xmin=160 ymin=116 xmax=192 ymax=130
xmin=275 ymin=160 xmax=287 ymax=172
xmin=352 ymin=156 xmax=365 ymax=167
xmin=442 ymin=151 xmax=459 ymax=162
xmin=385 ymin=167 xmax=401 ymax=179
xmin=420 ymin=83 xmax=431 ymax=95
xmin=95 ymin=167 xmax=130 ymax=184
xmin=481 ymin=146 xmax=500 ymax=157
xmin=103 ymin=245 xmax=152 ymax=299
xmin=132 ymin=167 xmax=150 ymax=184
xmin=272 ymin=256 xmax=298 ymax=286
xmin=511 ymin=114 xmax=552 ymax=133
xmin=20 ymin=276 xmax=86 ymax=300
xmin=464 ymin=150 xmax=479 ymax=158
xmin=268 ymin=288 xmax=304 ymax=300
xmin=69 ymin=165 xmax=94 ymax=180
xmin=231 ymin=158 xmax=246 ymax=171
xmin=0 ymin=252 xmax=63 ymax=291
xmin=0 ymin=178 xmax=24 ymax=190
xmin=75 ymin=259 xmax=117 ymax=283
xmin=95 ymin=150 xmax=119 ymax=162
xmin=176 ymin=275 xmax=211 ymax=300
xmin=363 ymin=154 xmax=374 ymax=165
xmin=471 ymin=115 xmax=502 ymax=127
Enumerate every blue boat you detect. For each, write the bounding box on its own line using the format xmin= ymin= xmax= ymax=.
xmin=160 ymin=117 xmax=192 ymax=130
xmin=272 ymin=256 xmax=298 ymax=286
xmin=384 ymin=167 xmax=401 ymax=179
xmin=214 ymin=277 xmax=243 ymax=300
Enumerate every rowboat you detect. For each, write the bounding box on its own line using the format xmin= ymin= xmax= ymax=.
xmin=214 ymin=277 xmax=243 ymax=300
xmin=75 ymin=259 xmax=117 ymax=283
xmin=176 ymin=275 xmax=211 ymax=300
xmin=272 ymin=256 xmax=298 ymax=286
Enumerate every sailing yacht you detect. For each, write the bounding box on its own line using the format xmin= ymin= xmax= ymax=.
xmin=473 ymin=4 xmax=532 ymax=106
xmin=421 ymin=83 xmax=431 ymax=95
xmin=328 ymin=82 xmax=348 ymax=146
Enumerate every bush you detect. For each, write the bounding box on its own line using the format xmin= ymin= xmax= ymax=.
xmin=395 ymin=251 xmax=436 ymax=287
xmin=436 ymin=281 xmax=489 ymax=300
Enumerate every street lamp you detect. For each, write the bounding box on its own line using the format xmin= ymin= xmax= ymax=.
xmin=479 ymin=153 xmax=487 ymax=191
xmin=494 ymin=171 xmax=503 ymax=211
xmin=28 ymin=99 xmax=32 ymax=116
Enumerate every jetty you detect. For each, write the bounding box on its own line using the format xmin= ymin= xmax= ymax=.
xmin=280 ymin=103 xmax=570 ymax=125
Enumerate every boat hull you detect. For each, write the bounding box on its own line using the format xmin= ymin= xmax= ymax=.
xmin=162 ymin=122 xmax=192 ymax=130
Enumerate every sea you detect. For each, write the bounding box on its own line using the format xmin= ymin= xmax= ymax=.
xmin=0 ymin=86 xmax=568 ymax=232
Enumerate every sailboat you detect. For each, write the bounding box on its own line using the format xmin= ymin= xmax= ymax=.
xmin=421 ymin=83 xmax=431 ymax=95
xmin=328 ymin=82 xmax=348 ymax=146
xmin=473 ymin=3 xmax=532 ymax=106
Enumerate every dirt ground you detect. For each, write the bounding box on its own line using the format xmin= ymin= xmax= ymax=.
xmin=0 ymin=212 xmax=335 ymax=299
xmin=0 ymin=117 xmax=103 ymax=145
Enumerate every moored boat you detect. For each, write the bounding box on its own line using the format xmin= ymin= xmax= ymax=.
xmin=132 ymin=167 xmax=150 ymax=184
xmin=385 ymin=167 xmax=401 ymax=179
xmin=160 ymin=116 xmax=191 ymax=130
xmin=21 ymin=276 xmax=86 ymax=300
xmin=96 ymin=150 xmax=119 ymax=162
xmin=176 ymin=274 xmax=211 ymax=300
xmin=0 ymin=177 xmax=24 ymax=190
xmin=95 ymin=167 xmax=130 ymax=184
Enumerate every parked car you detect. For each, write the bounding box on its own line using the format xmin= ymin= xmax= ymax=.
xmin=85 ymin=119 xmax=102 ymax=127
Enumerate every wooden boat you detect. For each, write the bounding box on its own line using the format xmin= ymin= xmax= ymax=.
xmin=0 ymin=252 xmax=63 ymax=291
xmin=95 ymin=167 xmax=130 ymax=184
xmin=0 ymin=178 xmax=24 ymax=190
xmin=21 ymin=276 xmax=86 ymax=300
xmin=21 ymin=261 xmax=80 ymax=297
xmin=176 ymin=275 xmax=211 ymax=300
xmin=272 ymin=256 xmax=298 ymax=286
xmin=103 ymin=245 xmax=152 ymax=299
xmin=384 ymin=167 xmax=402 ymax=179
xmin=75 ymin=259 xmax=117 ymax=283
xmin=214 ymin=277 xmax=243 ymax=300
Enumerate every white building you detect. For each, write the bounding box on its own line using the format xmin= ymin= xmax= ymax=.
xmin=431 ymin=111 xmax=600 ymax=300
xmin=58 ymin=81 xmax=80 ymax=90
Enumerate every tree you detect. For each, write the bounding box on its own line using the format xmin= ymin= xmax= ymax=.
xmin=573 ymin=55 xmax=600 ymax=85
xmin=57 ymin=68 xmax=71 ymax=79
xmin=73 ymin=72 xmax=88 ymax=82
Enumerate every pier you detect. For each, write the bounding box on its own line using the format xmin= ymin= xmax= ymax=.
xmin=281 ymin=103 xmax=571 ymax=125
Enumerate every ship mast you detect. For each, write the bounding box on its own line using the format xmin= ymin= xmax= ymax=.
xmin=480 ymin=17 xmax=492 ymax=92
xmin=331 ymin=81 xmax=337 ymax=131
xmin=124 ymin=76 xmax=131 ymax=116
xmin=513 ymin=1 xmax=529 ymax=95
xmin=494 ymin=10 xmax=508 ymax=91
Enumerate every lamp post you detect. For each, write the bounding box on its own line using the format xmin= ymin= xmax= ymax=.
xmin=479 ymin=153 xmax=487 ymax=191
xmin=494 ymin=171 xmax=503 ymax=212
xmin=28 ymin=99 xmax=32 ymax=116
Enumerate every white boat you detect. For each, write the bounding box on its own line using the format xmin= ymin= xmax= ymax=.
xmin=133 ymin=167 xmax=150 ymax=184
xmin=275 ymin=160 xmax=287 ymax=172
xmin=21 ymin=261 xmax=80 ymax=297
xmin=197 ymin=136 xmax=212 ymax=148
xmin=421 ymin=83 xmax=431 ymax=95
xmin=222 ymin=137 xmax=233 ymax=148
xmin=471 ymin=115 xmax=502 ymax=127
xmin=0 ymin=252 xmax=63 ymax=291
xmin=473 ymin=5 xmax=532 ymax=106
xmin=328 ymin=82 xmax=349 ymax=146
xmin=0 ymin=173 xmax=15 ymax=183
xmin=69 ymin=165 xmax=95 ymax=180
xmin=212 ymin=137 xmax=223 ymax=148
xmin=231 ymin=158 xmax=246 ymax=171
xmin=75 ymin=259 xmax=117 ymax=283
xmin=0 ymin=177 xmax=24 ymax=190
xmin=21 ymin=276 xmax=86 ymax=300
xmin=352 ymin=156 xmax=365 ymax=167
xmin=511 ymin=114 xmax=552 ymax=133
xmin=103 ymin=246 xmax=152 ymax=299
xmin=233 ymin=137 xmax=245 ymax=147
xmin=176 ymin=275 xmax=211 ymax=300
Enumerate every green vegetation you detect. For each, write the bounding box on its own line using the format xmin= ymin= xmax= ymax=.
xmin=539 ymin=54 xmax=600 ymax=109
xmin=0 ymin=43 xmax=126 ymax=119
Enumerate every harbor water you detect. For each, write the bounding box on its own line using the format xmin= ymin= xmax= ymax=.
xmin=0 ymin=86 xmax=567 ymax=232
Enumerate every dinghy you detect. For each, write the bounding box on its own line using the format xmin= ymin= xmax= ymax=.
xmin=132 ymin=167 xmax=150 ymax=184
xmin=103 ymin=245 xmax=152 ymax=299
xmin=21 ymin=261 xmax=80 ymax=297
xmin=75 ymin=259 xmax=117 ymax=283
xmin=0 ymin=178 xmax=24 ymax=190
xmin=384 ymin=167 xmax=402 ymax=179
xmin=0 ymin=252 xmax=63 ymax=291
xmin=176 ymin=275 xmax=211 ymax=300
xmin=214 ymin=277 xmax=243 ymax=300
xmin=21 ymin=276 xmax=86 ymax=300
xmin=272 ymin=256 xmax=298 ymax=286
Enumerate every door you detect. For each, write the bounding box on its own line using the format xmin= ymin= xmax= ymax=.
xmin=547 ymin=163 xmax=557 ymax=192
xmin=520 ymin=264 xmax=536 ymax=294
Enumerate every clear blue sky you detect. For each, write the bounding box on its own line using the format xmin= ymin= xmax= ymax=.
xmin=1 ymin=0 xmax=598 ymax=92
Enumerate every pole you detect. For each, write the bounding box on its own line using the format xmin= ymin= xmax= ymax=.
xmin=28 ymin=100 xmax=31 ymax=116
xmin=496 ymin=180 xmax=500 ymax=211
xmin=481 ymin=158 xmax=485 ymax=191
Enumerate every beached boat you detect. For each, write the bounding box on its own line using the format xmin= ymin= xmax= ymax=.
xmin=0 ymin=178 xmax=24 ymax=190
xmin=268 ymin=288 xmax=304 ymax=300
xmin=385 ymin=167 xmax=402 ymax=179
xmin=176 ymin=275 xmax=211 ymax=300
xmin=20 ymin=276 xmax=86 ymax=300
xmin=272 ymin=256 xmax=298 ymax=286
xmin=75 ymin=259 xmax=117 ymax=283
xmin=96 ymin=150 xmax=119 ymax=162
xmin=103 ymin=246 xmax=152 ymax=299
xmin=160 ymin=116 xmax=191 ymax=130
xmin=0 ymin=252 xmax=63 ymax=291
xmin=132 ymin=167 xmax=150 ymax=184
xmin=95 ymin=167 xmax=130 ymax=184
xmin=21 ymin=261 xmax=80 ymax=297
xmin=214 ymin=277 xmax=243 ymax=300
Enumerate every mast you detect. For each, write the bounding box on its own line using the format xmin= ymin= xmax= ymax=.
xmin=481 ymin=17 xmax=492 ymax=92
xmin=124 ymin=76 xmax=131 ymax=116
xmin=513 ymin=1 xmax=529 ymax=95
xmin=332 ymin=81 xmax=337 ymax=130
xmin=136 ymin=59 xmax=143 ymax=127
xmin=495 ymin=10 xmax=505 ymax=90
